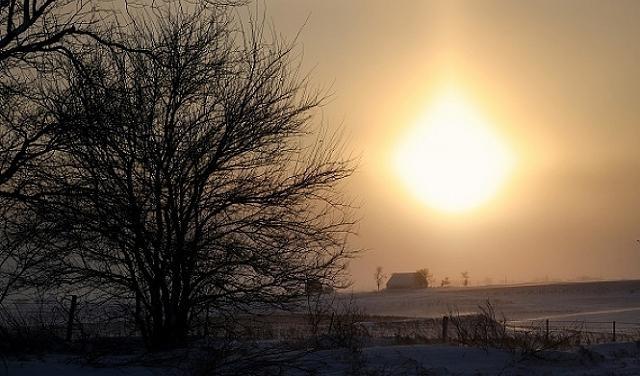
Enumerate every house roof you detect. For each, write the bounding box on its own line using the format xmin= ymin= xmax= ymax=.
xmin=387 ymin=272 xmax=422 ymax=288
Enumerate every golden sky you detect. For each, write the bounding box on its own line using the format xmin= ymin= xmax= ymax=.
xmin=264 ymin=0 xmax=640 ymax=289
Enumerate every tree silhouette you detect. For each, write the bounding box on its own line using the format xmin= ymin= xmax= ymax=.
xmin=416 ymin=268 xmax=433 ymax=288
xmin=0 ymin=0 xmax=171 ymax=306
xmin=0 ymin=0 xmax=89 ymax=62
xmin=31 ymin=6 xmax=357 ymax=350
xmin=461 ymin=271 xmax=470 ymax=287
xmin=374 ymin=266 xmax=387 ymax=292
xmin=0 ymin=0 xmax=94 ymax=303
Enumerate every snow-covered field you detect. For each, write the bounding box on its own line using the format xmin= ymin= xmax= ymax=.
xmin=4 ymin=280 xmax=640 ymax=375
xmin=4 ymin=342 xmax=640 ymax=375
xmin=308 ymin=342 xmax=640 ymax=375
xmin=2 ymin=357 xmax=157 ymax=376
xmin=351 ymin=279 xmax=640 ymax=322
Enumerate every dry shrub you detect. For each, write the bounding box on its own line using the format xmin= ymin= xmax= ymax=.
xmin=450 ymin=301 xmax=581 ymax=359
xmin=450 ymin=302 xmax=507 ymax=349
xmin=302 ymin=292 xmax=370 ymax=350
xmin=186 ymin=340 xmax=311 ymax=376
xmin=0 ymin=303 xmax=67 ymax=355
xmin=327 ymin=296 xmax=369 ymax=350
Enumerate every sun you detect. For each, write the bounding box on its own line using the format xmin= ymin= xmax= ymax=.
xmin=394 ymin=89 xmax=514 ymax=213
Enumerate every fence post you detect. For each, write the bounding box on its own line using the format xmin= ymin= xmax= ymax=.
xmin=612 ymin=321 xmax=616 ymax=342
xmin=442 ymin=316 xmax=449 ymax=342
xmin=135 ymin=291 xmax=142 ymax=336
xmin=66 ymin=295 xmax=77 ymax=342
xmin=545 ymin=319 xmax=549 ymax=339
xmin=204 ymin=305 xmax=210 ymax=337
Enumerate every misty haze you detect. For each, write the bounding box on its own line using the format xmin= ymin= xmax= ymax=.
xmin=1 ymin=1 xmax=640 ymax=375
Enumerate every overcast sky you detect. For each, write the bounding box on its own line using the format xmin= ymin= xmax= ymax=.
xmin=261 ymin=0 xmax=640 ymax=290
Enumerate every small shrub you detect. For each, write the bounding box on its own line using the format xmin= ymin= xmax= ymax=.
xmin=449 ymin=301 xmax=581 ymax=360
xmin=327 ymin=297 xmax=369 ymax=350
xmin=0 ymin=302 xmax=68 ymax=355
xmin=187 ymin=341 xmax=308 ymax=376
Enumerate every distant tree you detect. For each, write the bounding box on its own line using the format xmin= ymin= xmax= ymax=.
xmin=374 ymin=266 xmax=387 ymax=292
xmin=461 ymin=271 xmax=469 ymax=287
xmin=440 ymin=277 xmax=451 ymax=288
xmin=416 ymin=268 xmax=433 ymax=288
xmin=32 ymin=6 xmax=357 ymax=350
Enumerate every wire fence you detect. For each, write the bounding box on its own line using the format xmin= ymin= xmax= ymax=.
xmin=0 ymin=295 xmax=144 ymax=341
xmin=3 ymin=296 xmax=640 ymax=345
xmin=505 ymin=318 xmax=640 ymax=344
xmin=1 ymin=296 xmax=236 ymax=341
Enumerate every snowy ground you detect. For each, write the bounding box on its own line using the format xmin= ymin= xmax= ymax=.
xmin=4 ymin=342 xmax=640 ymax=375
xmin=307 ymin=341 xmax=640 ymax=375
xmin=350 ymin=280 xmax=640 ymax=322
xmin=4 ymin=280 xmax=640 ymax=375
xmin=1 ymin=356 xmax=158 ymax=376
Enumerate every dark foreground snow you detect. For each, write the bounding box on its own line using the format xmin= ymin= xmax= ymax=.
xmin=3 ymin=342 xmax=640 ymax=375
xmin=306 ymin=342 xmax=640 ymax=375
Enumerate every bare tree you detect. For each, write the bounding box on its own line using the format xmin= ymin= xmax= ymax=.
xmin=0 ymin=0 xmax=97 ymax=63
xmin=0 ymin=0 xmax=151 ymax=305
xmin=0 ymin=0 xmax=168 ymax=63
xmin=0 ymin=51 xmax=68 ymax=304
xmin=34 ymin=6 xmax=357 ymax=350
xmin=0 ymin=0 xmax=228 ymax=305
xmin=374 ymin=266 xmax=386 ymax=292
xmin=416 ymin=268 xmax=433 ymax=288
xmin=0 ymin=208 xmax=43 ymax=302
xmin=461 ymin=271 xmax=469 ymax=287
xmin=0 ymin=4 xmax=74 ymax=300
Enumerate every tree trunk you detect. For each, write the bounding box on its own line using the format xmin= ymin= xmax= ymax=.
xmin=146 ymin=307 xmax=190 ymax=351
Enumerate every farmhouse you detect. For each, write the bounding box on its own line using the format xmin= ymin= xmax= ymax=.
xmin=386 ymin=272 xmax=428 ymax=289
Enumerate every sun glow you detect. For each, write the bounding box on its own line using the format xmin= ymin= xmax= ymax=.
xmin=395 ymin=89 xmax=514 ymax=213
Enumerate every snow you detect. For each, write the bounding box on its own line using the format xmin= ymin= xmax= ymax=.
xmin=269 ymin=342 xmax=640 ymax=375
xmin=4 ymin=280 xmax=640 ymax=375
xmin=4 ymin=342 xmax=640 ymax=375
xmin=349 ymin=280 xmax=640 ymax=322
xmin=350 ymin=343 xmax=640 ymax=375
xmin=1 ymin=356 xmax=159 ymax=376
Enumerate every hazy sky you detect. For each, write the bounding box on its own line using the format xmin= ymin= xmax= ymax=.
xmin=262 ymin=0 xmax=640 ymax=289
